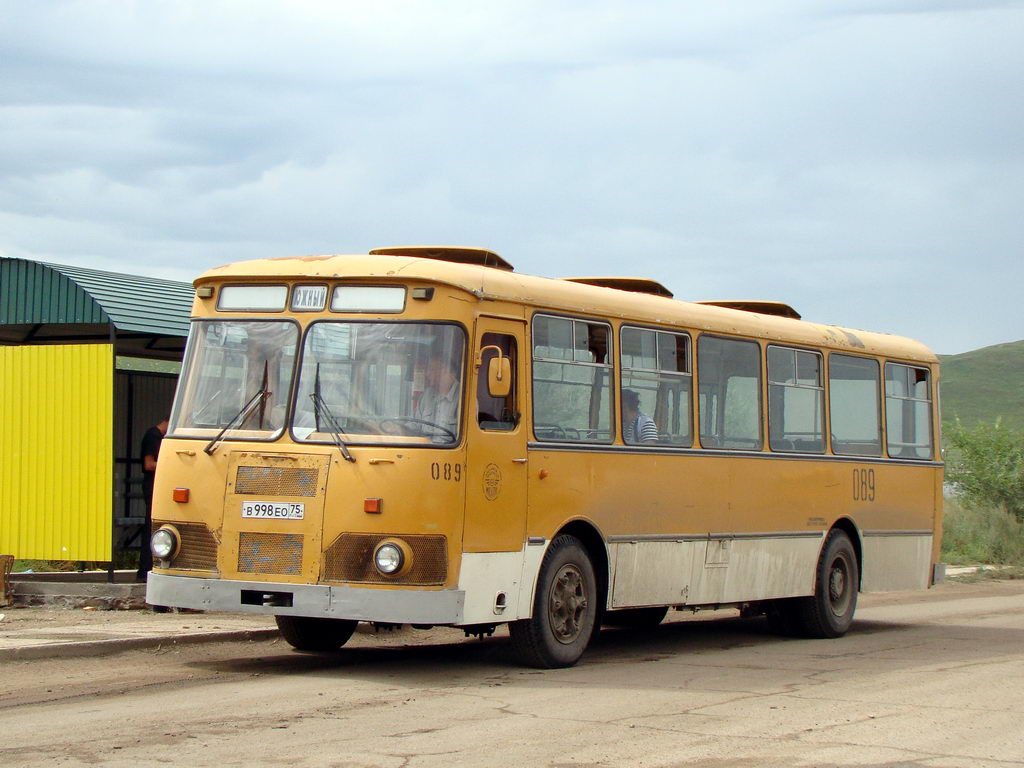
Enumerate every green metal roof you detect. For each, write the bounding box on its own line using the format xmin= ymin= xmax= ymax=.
xmin=0 ymin=258 xmax=194 ymax=337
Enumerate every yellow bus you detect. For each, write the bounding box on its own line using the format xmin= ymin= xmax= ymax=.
xmin=147 ymin=247 xmax=943 ymax=668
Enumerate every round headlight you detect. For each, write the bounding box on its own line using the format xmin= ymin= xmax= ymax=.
xmin=151 ymin=527 xmax=179 ymax=560
xmin=373 ymin=542 xmax=404 ymax=575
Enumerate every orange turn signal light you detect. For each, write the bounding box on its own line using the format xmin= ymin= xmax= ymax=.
xmin=364 ymin=498 xmax=382 ymax=514
xmin=172 ymin=487 xmax=190 ymax=503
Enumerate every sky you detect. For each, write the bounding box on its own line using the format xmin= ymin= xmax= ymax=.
xmin=1 ymin=0 xmax=1021 ymax=355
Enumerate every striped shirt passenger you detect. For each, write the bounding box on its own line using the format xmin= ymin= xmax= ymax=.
xmin=621 ymin=389 xmax=658 ymax=444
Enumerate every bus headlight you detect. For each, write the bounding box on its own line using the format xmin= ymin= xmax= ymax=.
xmin=373 ymin=540 xmax=410 ymax=576
xmin=151 ymin=526 xmax=180 ymax=561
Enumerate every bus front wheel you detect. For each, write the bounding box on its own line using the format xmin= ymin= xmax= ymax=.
xmin=275 ymin=615 xmax=357 ymax=652
xmin=509 ymin=535 xmax=598 ymax=668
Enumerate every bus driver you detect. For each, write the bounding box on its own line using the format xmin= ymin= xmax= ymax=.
xmin=414 ymin=351 xmax=460 ymax=438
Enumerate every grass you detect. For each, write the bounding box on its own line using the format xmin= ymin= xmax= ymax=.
xmin=941 ymin=497 xmax=1024 ymax=566
xmin=12 ymin=559 xmax=81 ymax=573
xmin=940 ymin=339 xmax=1024 ymax=430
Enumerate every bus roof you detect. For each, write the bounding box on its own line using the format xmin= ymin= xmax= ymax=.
xmin=197 ymin=251 xmax=938 ymax=363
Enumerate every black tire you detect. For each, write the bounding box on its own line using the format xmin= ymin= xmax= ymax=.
xmin=275 ymin=615 xmax=358 ymax=651
xmin=508 ymin=535 xmax=598 ymax=668
xmin=792 ymin=529 xmax=859 ymax=638
xmin=602 ymin=606 xmax=668 ymax=629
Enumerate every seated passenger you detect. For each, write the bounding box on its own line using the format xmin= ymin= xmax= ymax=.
xmin=622 ymin=389 xmax=658 ymax=444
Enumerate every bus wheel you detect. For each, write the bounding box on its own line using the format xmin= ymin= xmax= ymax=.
xmin=603 ymin=606 xmax=668 ymax=628
xmin=509 ymin=535 xmax=598 ymax=668
xmin=796 ymin=529 xmax=859 ymax=638
xmin=275 ymin=616 xmax=357 ymax=651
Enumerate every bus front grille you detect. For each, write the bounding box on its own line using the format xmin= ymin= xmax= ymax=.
xmin=154 ymin=521 xmax=218 ymax=571
xmin=238 ymin=532 xmax=304 ymax=576
xmin=234 ymin=466 xmax=319 ymax=497
xmin=322 ymin=534 xmax=447 ymax=586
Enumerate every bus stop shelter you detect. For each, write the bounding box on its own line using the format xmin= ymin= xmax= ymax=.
xmin=0 ymin=258 xmax=194 ymax=565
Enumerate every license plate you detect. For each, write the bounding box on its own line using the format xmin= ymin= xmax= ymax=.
xmin=241 ymin=501 xmax=305 ymax=520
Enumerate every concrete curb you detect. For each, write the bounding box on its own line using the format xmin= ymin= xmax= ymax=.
xmin=0 ymin=627 xmax=281 ymax=662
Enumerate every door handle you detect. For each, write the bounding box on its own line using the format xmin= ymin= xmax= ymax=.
xmin=512 ymin=458 xmax=528 ymax=464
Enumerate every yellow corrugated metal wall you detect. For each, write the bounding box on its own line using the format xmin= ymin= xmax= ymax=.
xmin=0 ymin=344 xmax=113 ymax=560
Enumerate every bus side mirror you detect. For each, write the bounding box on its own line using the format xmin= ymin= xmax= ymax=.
xmin=488 ymin=356 xmax=512 ymax=398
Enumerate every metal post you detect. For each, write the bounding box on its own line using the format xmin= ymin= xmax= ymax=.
xmin=108 ymin=325 xmax=117 ymax=583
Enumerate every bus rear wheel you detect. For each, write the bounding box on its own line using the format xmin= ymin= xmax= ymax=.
xmin=509 ymin=535 xmax=598 ymax=668
xmin=792 ymin=529 xmax=859 ymax=638
xmin=275 ymin=615 xmax=358 ymax=651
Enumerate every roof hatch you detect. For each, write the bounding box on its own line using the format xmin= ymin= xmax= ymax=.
xmin=695 ymin=300 xmax=801 ymax=320
xmin=560 ymin=277 xmax=674 ymax=298
xmin=369 ymin=246 xmax=514 ymax=272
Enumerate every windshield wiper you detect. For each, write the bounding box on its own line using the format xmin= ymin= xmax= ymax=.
xmin=204 ymin=362 xmax=271 ymax=456
xmin=310 ymin=392 xmax=355 ymax=463
xmin=310 ymin=364 xmax=355 ymax=463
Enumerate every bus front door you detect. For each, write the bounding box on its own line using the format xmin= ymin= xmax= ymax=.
xmin=463 ymin=317 xmax=528 ymax=553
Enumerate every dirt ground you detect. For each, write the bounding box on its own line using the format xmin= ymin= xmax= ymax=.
xmin=2 ymin=579 xmax=1024 ymax=767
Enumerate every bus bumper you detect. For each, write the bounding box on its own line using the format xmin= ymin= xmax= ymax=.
xmin=146 ymin=572 xmax=466 ymax=624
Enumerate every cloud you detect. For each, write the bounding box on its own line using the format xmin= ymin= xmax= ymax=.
xmin=1 ymin=0 xmax=1022 ymax=353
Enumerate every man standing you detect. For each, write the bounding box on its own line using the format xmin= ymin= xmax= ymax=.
xmin=137 ymin=419 xmax=168 ymax=581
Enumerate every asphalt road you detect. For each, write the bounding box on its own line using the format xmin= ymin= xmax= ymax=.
xmin=2 ymin=580 xmax=1022 ymax=768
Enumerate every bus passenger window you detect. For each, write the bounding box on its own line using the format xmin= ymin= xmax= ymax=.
xmin=620 ymin=326 xmax=692 ymax=446
xmin=477 ymin=333 xmax=518 ymax=431
xmin=697 ymin=336 xmax=762 ymax=450
xmin=532 ymin=315 xmax=614 ymax=443
xmin=767 ymin=346 xmax=824 ymax=453
xmin=828 ymin=354 xmax=881 ymax=456
xmin=884 ymin=362 xmax=933 ymax=459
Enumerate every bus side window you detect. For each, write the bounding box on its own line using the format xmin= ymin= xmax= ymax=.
xmin=829 ymin=354 xmax=882 ymax=457
xmin=620 ymin=326 xmax=692 ymax=446
xmin=698 ymin=335 xmax=763 ymax=450
xmin=767 ymin=346 xmax=825 ymax=453
xmin=478 ymin=333 xmax=518 ymax=431
xmin=531 ymin=315 xmax=614 ymax=443
xmin=884 ymin=362 xmax=933 ymax=459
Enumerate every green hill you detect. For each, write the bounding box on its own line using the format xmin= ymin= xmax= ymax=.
xmin=939 ymin=340 xmax=1024 ymax=430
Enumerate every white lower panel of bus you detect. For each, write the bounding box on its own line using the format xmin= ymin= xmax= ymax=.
xmin=860 ymin=532 xmax=933 ymax=591
xmin=608 ymin=534 xmax=825 ymax=609
xmin=147 ymin=532 xmax=934 ymax=625
xmin=457 ymin=546 xmax=548 ymax=625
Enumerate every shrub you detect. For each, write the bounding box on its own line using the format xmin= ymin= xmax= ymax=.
xmin=945 ymin=420 xmax=1024 ymax=523
xmin=941 ymin=498 xmax=1024 ymax=565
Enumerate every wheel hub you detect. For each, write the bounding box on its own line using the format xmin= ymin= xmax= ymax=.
xmin=548 ymin=563 xmax=588 ymax=644
xmin=828 ymin=556 xmax=851 ymax=616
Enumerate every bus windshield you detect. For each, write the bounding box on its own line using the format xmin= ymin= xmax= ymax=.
xmin=292 ymin=322 xmax=464 ymax=446
xmin=170 ymin=320 xmax=298 ymax=439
